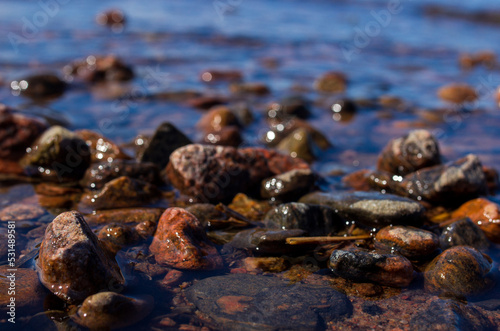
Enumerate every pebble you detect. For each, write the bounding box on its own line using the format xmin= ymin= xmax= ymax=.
xmin=187 ymin=95 xmax=227 ymax=109
xmin=299 ymin=191 xmax=425 ymax=228
xmin=72 ymin=292 xmax=153 ymax=329
xmin=36 ymin=211 xmax=125 ymax=303
xmin=229 ymin=228 xmax=305 ymax=255
xmin=424 ymin=246 xmax=493 ymax=298
xmin=200 ymin=69 xmax=243 ymax=83
xmin=264 ymin=202 xmax=345 ymax=236
xmin=459 ymin=50 xmax=496 ymax=70
xmin=265 ymin=118 xmax=331 ymax=150
xmin=75 ymin=129 xmax=130 ymax=163
xmin=79 ymin=176 xmax=161 ymax=212
xmin=242 ymin=257 xmax=288 ymax=273
xmin=149 ymin=207 xmax=223 ymax=270
xmin=0 ymin=203 xmax=46 ymax=222
xmin=261 ymin=168 xmax=315 ymax=201
xmin=377 ymin=129 xmax=441 ymax=176
xmin=451 ymin=198 xmax=500 ymax=243
xmin=96 ymin=9 xmax=126 ymax=31
xmin=81 ymin=159 xmax=161 ymax=190
xmin=329 ymin=248 xmax=414 ymax=287
xmin=203 ymin=126 xmax=243 ymax=147
xmin=229 ymin=82 xmax=270 ymax=95
xmin=83 ymin=207 xmax=163 ymax=226
xmin=314 ymin=71 xmax=347 ymax=93
xmin=266 ymin=96 xmax=311 ymax=120
xmin=276 ymin=127 xmax=319 ymax=163
xmin=137 ymin=122 xmax=192 ymax=169
xmin=330 ymin=98 xmax=357 ymax=122
xmin=185 ymin=203 xmax=227 ymax=228
xmin=21 ymin=125 xmax=91 ymax=181
xmin=197 ymin=106 xmax=241 ymax=133
xmin=11 ymin=74 xmax=66 ymax=99
xmin=437 ymin=83 xmax=478 ymax=104
xmin=184 ymin=274 xmax=352 ymax=330
xmin=374 ymin=225 xmax=440 ymax=259
xmin=439 ymin=217 xmax=490 ymax=250
xmin=98 ymin=223 xmax=139 ymax=253
xmin=64 ymin=55 xmax=134 ymax=83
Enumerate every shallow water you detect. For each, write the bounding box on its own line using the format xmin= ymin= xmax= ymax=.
xmin=1 ymin=0 xmax=500 ymax=329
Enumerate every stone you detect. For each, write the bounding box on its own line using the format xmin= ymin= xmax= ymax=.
xmin=410 ymin=299 xmax=494 ymax=331
xmin=261 ymin=168 xmax=315 ymax=201
xmin=425 ymin=246 xmax=493 ymax=298
xmin=149 ymin=208 xmax=223 ymax=270
xmin=437 ymin=83 xmax=478 ymax=103
xmin=242 ymin=257 xmax=288 ymax=273
xmin=72 ymin=292 xmax=153 ymax=329
xmin=11 ymin=74 xmax=66 ymax=99
xmin=197 ymin=106 xmax=241 ymax=133
xmin=299 ymin=191 xmax=425 ymax=228
xmin=65 ymin=55 xmax=134 ymax=83
xmin=204 ymin=126 xmax=243 ymax=147
xmin=81 ymin=159 xmax=161 ymax=190
xmin=83 ymin=207 xmax=163 ymax=226
xmin=137 ymin=122 xmax=192 ymax=169
xmin=451 ymin=198 xmax=500 ymax=243
xmin=0 ymin=266 xmax=46 ymax=314
xmin=96 ymin=9 xmax=126 ymax=29
xmin=264 ymin=202 xmax=345 ymax=236
xmin=36 ymin=211 xmax=125 ymax=303
xmin=185 ymin=203 xmax=227 ymax=228
xmin=329 ymin=248 xmax=414 ymax=287
xmin=79 ymin=176 xmax=161 ymax=212
xmin=264 ymin=118 xmax=331 ymax=150
xmin=184 ymin=274 xmax=352 ymax=330
xmin=330 ymin=98 xmax=357 ymax=122
xmin=377 ymin=129 xmax=441 ymax=176
xmin=374 ymin=225 xmax=440 ymax=259
xmin=0 ymin=203 xmax=46 ymax=222
xmin=361 ymin=302 xmax=384 ymax=316
xmin=276 ymin=128 xmax=319 ymax=163
xmin=314 ymin=71 xmax=347 ymax=93
xmin=21 ymin=126 xmax=91 ymax=181
xmin=187 ymin=95 xmax=227 ymax=109
xmin=229 ymin=82 xmax=270 ymax=95
xmin=459 ymin=51 xmax=496 ymax=70
xmin=0 ymin=105 xmax=47 ymax=161
xmin=200 ymin=69 xmax=243 ymax=83
xmin=439 ymin=217 xmax=490 ymax=250
xmin=98 ymin=223 xmax=139 ymax=253
xmin=266 ymin=96 xmax=311 ymax=120
xmin=229 ymin=228 xmax=305 ymax=255
xmin=75 ymin=129 xmax=130 ymax=163
xmin=396 ymin=154 xmax=488 ymax=205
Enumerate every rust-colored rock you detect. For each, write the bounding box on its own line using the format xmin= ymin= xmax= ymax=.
xmin=204 ymin=126 xmax=243 ymax=147
xmin=84 ymin=208 xmax=163 ymax=226
xmin=149 ymin=208 xmax=223 ymax=270
xmin=375 ymin=226 xmax=439 ymax=259
xmin=437 ymin=83 xmax=478 ymax=104
xmin=451 ymin=198 xmax=500 ymax=243
xmin=0 ymin=266 xmax=46 ymax=313
xmin=36 ymin=211 xmax=125 ymax=303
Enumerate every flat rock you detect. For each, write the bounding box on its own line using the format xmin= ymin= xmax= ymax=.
xmin=36 ymin=211 xmax=124 ymax=303
xmin=299 ymin=191 xmax=425 ymax=228
xmin=184 ymin=274 xmax=352 ymax=330
xmin=375 ymin=225 xmax=440 ymax=259
xmin=84 ymin=207 xmax=163 ymax=226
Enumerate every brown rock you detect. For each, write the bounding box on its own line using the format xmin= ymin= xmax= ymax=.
xmin=65 ymin=55 xmax=133 ymax=83
xmin=242 ymin=257 xmax=288 ymax=273
xmin=0 ymin=203 xmax=46 ymax=222
xmin=204 ymin=126 xmax=243 ymax=147
xmin=36 ymin=211 xmax=125 ymax=303
xmin=75 ymin=129 xmax=130 ymax=163
xmin=314 ymin=71 xmax=347 ymax=93
xmin=451 ymin=198 xmax=500 ymax=243
xmin=11 ymin=74 xmax=66 ymax=100
xmin=0 ymin=266 xmax=46 ymax=313
xmin=375 ymin=226 xmax=439 ymax=259
xmin=425 ymin=246 xmax=493 ymax=297
xmin=229 ymin=82 xmax=270 ymax=95
xmin=437 ymin=83 xmax=478 ymax=103
xmin=84 ymin=207 xmax=163 ymax=226
xmin=200 ymin=69 xmax=242 ymax=83
xmin=377 ymin=129 xmax=441 ymax=176
xmin=149 ymin=208 xmax=223 ymax=270
xmin=96 ymin=9 xmax=126 ymax=29
xmin=187 ymin=95 xmax=227 ymax=109
xmin=459 ymin=51 xmax=496 ymax=70
xmin=98 ymin=223 xmax=139 ymax=253
xmin=197 ymin=106 xmax=241 ymax=133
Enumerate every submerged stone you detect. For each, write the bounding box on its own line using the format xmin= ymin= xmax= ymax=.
xmin=0 ymin=266 xmax=46 ymax=314
xmin=185 ymin=274 xmax=352 ymax=330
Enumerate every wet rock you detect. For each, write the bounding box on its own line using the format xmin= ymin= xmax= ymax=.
xmin=229 ymin=82 xmax=270 ymax=95
xmin=410 ymin=299 xmax=494 ymax=331
xmin=64 ymin=55 xmax=134 ymax=83
xmin=342 ymin=169 xmax=372 ymax=191
xmin=197 ymin=106 xmax=241 ymax=133
xmin=0 ymin=266 xmax=46 ymax=313
xmin=315 ymin=71 xmax=347 ymax=93
xmin=159 ymin=269 xmax=184 ymax=288
xmin=84 ymin=207 xmax=163 ymax=226
xmin=79 ymin=176 xmax=161 ymax=212
xmin=240 ymin=147 xmax=309 ymax=179
xmin=98 ymin=223 xmax=139 ymax=253
xmin=137 ymin=122 xmax=192 ymax=169
xmin=242 ymin=257 xmax=288 ymax=273
xmin=0 ymin=105 xmax=47 ymax=161
xmin=276 ymin=128 xmax=320 ymax=163
xmin=11 ymin=74 xmax=66 ymax=99
xmin=187 ymin=95 xmax=227 ymax=109
xmin=330 ymin=98 xmax=357 ymax=122
xmin=451 ymin=198 xmax=500 ymax=243
xmin=200 ymin=69 xmax=243 ymax=83
xmin=329 ymin=248 xmax=414 ymax=287
xmin=261 ymin=168 xmax=315 ymax=200
xmin=185 ymin=273 xmax=352 ymax=330
xmin=377 ymin=129 xmax=441 ymax=176
xmin=36 ymin=211 xmax=125 ymax=303
xmin=75 ymin=129 xmax=130 ymax=163
xmin=267 ymin=96 xmax=311 ymax=120
xmin=230 ymin=102 xmax=254 ymax=126
xmin=228 ymin=193 xmax=273 ymax=221
xmin=299 ymin=191 xmax=425 ymax=228
xmin=153 ymin=90 xmax=202 ymax=102
xmin=459 ymin=50 xmax=496 ymax=70
xmin=229 ymin=228 xmax=305 ymax=255
xmin=483 ymin=166 xmax=499 ymax=194
xmin=440 ymin=217 xmax=490 ymax=250
xmin=374 ymin=225 xmax=440 ymax=259
xmin=437 ymin=83 xmax=478 ymax=104
xmin=264 ymin=118 xmax=331 ymax=150
xmin=185 ymin=203 xmax=227 ymax=228
xmin=21 ymin=126 xmax=91 ymax=181
xmin=81 ymin=159 xmax=161 ymax=190
xmin=396 ymin=154 xmax=488 ymax=205
xmin=96 ymin=9 xmax=126 ymax=31
xmin=204 ymin=126 xmax=243 ymax=147
xmin=425 ymin=246 xmax=493 ymax=298
xmin=264 ymin=202 xmax=344 ymax=236
xmin=135 ymin=220 xmax=158 ymax=239
xmin=149 ymin=208 xmax=223 ymax=270
xmin=0 ymin=203 xmax=46 ymax=222
xmin=73 ymin=292 xmax=153 ymax=329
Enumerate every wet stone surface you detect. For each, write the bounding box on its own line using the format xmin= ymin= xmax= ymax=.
xmin=184 ymin=273 xmax=353 ymax=330
xmin=439 ymin=217 xmax=490 ymax=250
xmin=451 ymin=198 xmax=500 ymax=243
xmin=261 ymin=168 xmax=315 ymax=201
xmin=0 ymin=266 xmax=46 ymax=313
xmin=229 ymin=228 xmax=305 ymax=255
